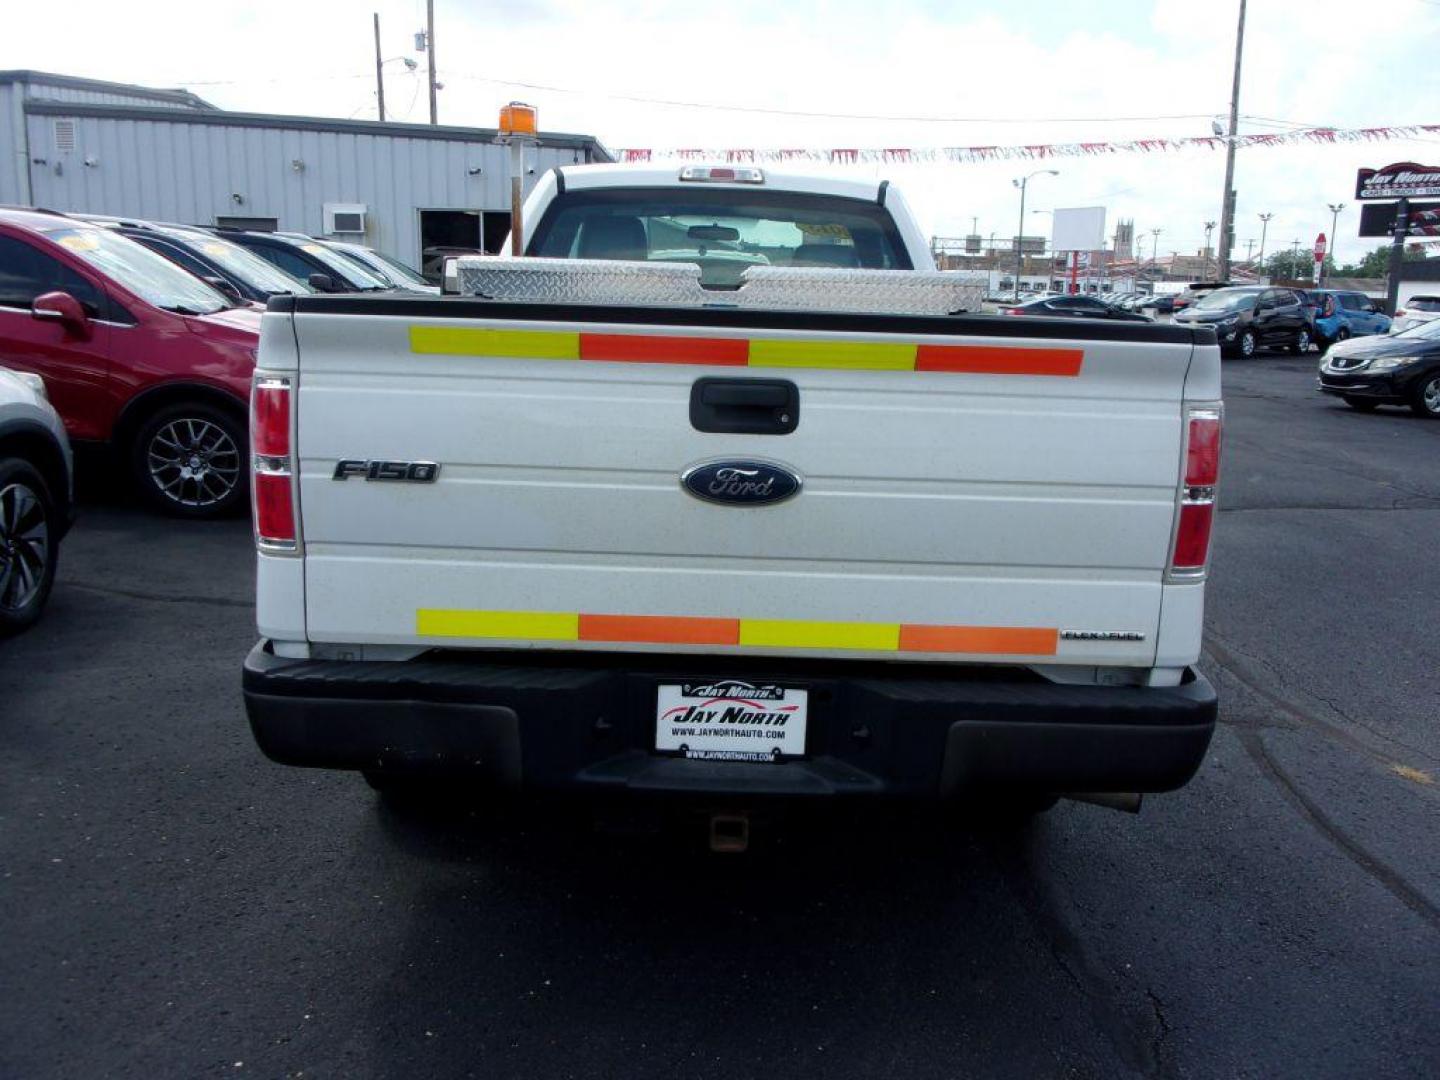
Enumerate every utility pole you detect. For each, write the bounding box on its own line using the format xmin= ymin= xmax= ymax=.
xmin=1256 ymin=212 xmax=1273 ymax=277
xmin=1385 ymin=198 xmax=1410 ymax=314
xmin=1012 ymin=170 xmax=1057 ymax=301
xmin=1244 ymin=238 xmax=1256 ymax=265
xmin=1325 ymin=202 xmax=1345 ymax=283
xmin=373 ymin=13 xmax=386 ymax=122
xmin=1216 ymin=0 xmax=1247 ymax=281
xmin=426 ymin=0 xmax=438 ymax=125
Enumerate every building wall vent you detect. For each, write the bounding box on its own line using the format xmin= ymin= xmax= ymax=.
xmin=324 ymin=203 xmax=367 ymax=235
xmin=54 ymin=120 xmax=76 ymax=153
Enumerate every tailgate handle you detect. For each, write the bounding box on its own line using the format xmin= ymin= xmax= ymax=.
xmin=690 ymin=377 xmax=799 ymax=435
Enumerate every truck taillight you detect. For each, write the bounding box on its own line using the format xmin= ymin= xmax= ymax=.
xmin=251 ymin=377 xmax=298 ymax=552
xmin=1170 ymin=406 xmax=1221 ymax=577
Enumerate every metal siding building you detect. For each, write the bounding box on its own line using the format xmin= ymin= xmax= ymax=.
xmin=2 ymin=71 xmax=611 ymax=268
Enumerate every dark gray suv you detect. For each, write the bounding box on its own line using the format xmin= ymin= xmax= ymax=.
xmin=1172 ymin=286 xmax=1312 ymax=358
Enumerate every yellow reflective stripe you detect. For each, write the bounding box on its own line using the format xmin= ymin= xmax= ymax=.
xmin=738 ymin=618 xmax=901 ymax=651
xmin=409 ymin=326 xmax=580 ymax=359
xmin=416 ymin=609 xmax=579 ymax=640
xmin=747 ymin=339 xmax=917 ymax=371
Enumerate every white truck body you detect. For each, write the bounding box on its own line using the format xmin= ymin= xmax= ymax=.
xmin=244 ymin=166 xmax=1220 ymax=809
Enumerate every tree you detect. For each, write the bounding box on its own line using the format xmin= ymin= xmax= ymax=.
xmin=1261 ymin=249 xmax=1326 ymax=282
xmin=1337 ymin=244 xmax=1428 ymax=278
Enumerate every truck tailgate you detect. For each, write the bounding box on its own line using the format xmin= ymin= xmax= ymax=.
xmin=288 ymin=303 xmax=1198 ymax=668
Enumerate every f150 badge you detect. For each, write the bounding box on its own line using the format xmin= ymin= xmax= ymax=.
xmin=681 ymin=459 xmax=801 ymax=506
xmin=332 ymin=460 xmax=440 ymax=482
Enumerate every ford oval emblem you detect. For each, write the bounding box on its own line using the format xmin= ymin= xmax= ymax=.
xmin=681 ymin=459 xmax=802 ymax=507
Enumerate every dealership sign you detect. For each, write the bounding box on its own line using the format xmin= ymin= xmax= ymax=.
xmin=1359 ymin=200 xmax=1440 ymax=237
xmin=1355 ymin=162 xmax=1440 ymax=200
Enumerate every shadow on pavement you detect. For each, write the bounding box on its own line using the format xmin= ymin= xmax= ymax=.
xmin=356 ymin=796 xmax=1160 ymax=1079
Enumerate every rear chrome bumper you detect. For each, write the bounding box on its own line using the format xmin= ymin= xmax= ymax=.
xmin=243 ymin=641 xmax=1217 ymax=799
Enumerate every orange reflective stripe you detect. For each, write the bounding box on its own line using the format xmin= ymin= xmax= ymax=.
xmin=578 ymin=613 xmax=740 ymax=645
xmin=412 ymin=325 xmax=1082 ymax=376
xmin=420 ymin=607 xmax=1058 ymax=655
xmin=914 ymin=344 xmax=1082 ymax=376
xmin=897 ymin=624 xmax=1059 ymax=655
xmin=579 ymin=333 xmax=749 ymax=366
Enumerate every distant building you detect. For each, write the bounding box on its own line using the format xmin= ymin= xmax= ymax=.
xmin=1113 ymin=219 xmax=1134 ymax=260
xmin=1 ymin=69 xmax=612 ymax=271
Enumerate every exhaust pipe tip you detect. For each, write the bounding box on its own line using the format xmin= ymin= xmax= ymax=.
xmin=1063 ymin=791 xmax=1143 ymax=814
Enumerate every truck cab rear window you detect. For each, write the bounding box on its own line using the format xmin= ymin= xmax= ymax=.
xmin=527 ymin=188 xmax=911 ymax=287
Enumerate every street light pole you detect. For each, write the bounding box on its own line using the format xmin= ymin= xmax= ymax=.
xmin=1256 ymin=212 xmax=1273 ymax=277
xmin=1204 ymin=220 xmax=1217 ymax=279
xmin=1150 ymin=227 xmax=1162 ymax=272
xmin=1217 ymin=0 xmax=1247 ymax=281
xmin=1325 ymin=202 xmax=1345 ymax=284
xmin=1012 ymin=169 xmax=1058 ymax=301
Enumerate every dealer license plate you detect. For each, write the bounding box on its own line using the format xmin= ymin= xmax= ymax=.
xmin=655 ymin=681 xmax=808 ymax=762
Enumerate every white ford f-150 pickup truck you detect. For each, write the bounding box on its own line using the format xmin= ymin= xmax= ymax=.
xmin=242 ymin=164 xmax=1221 ymax=826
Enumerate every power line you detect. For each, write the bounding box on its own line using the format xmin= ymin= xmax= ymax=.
xmin=432 ymin=72 xmax=1228 ymax=124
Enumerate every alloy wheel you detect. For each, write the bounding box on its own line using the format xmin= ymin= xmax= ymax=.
xmin=0 ymin=482 xmax=49 ymax=612
xmin=146 ymin=418 xmax=242 ymax=509
xmin=1424 ymin=377 xmax=1440 ymax=416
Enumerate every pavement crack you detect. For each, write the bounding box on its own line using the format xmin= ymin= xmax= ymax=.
xmin=64 ymin=580 xmax=253 ymax=609
xmin=1204 ymin=634 xmax=1440 ymax=768
xmin=1146 ymin=988 xmax=1172 ymax=1070
xmin=983 ymin=837 xmax=1166 ymax=1079
xmin=1233 ymin=726 xmax=1440 ymax=935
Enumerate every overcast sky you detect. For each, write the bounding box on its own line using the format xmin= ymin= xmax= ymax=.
xmin=4 ymin=0 xmax=1438 ymax=266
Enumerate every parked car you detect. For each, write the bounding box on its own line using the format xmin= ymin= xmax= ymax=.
xmin=309 ymin=238 xmax=438 ymax=293
xmin=0 ymin=366 xmax=73 ymax=634
xmin=80 ymin=216 xmax=312 ymax=304
xmin=1392 ymin=294 xmax=1440 ymax=333
xmin=1172 ymin=281 xmax=1237 ymax=314
xmin=216 ymin=230 xmax=391 ymax=293
xmin=999 ymin=294 xmax=1153 ymax=321
xmin=1139 ymin=294 xmax=1179 ymax=315
xmin=1318 ymin=317 xmax=1440 ymax=417
xmin=1310 ymin=289 xmax=1391 ymax=347
xmin=1172 ymin=286 xmax=1312 ymax=358
xmin=0 ymin=208 xmax=258 ymax=516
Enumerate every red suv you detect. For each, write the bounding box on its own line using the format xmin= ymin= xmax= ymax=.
xmin=0 ymin=208 xmax=258 ymax=516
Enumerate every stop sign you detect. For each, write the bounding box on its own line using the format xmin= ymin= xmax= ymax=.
xmin=1314 ymin=232 xmax=1328 ymax=259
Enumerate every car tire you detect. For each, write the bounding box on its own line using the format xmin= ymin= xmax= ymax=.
xmin=1335 ymin=327 xmax=1351 ymax=342
xmin=1235 ymin=329 xmax=1257 ymax=359
xmin=0 ymin=458 xmax=60 ymax=637
xmin=1410 ymin=374 xmax=1440 ymax=419
xmin=1343 ymin=396 xmax=1380 ymax=412
xmin=1288 ymin=328 xmax=1312 ymax=355
xmin=130 ymin=401 xmax=248 ymax=518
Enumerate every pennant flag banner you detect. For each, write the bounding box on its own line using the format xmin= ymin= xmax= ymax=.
xmin=617 ymin=124 xmax=1440 ymax=165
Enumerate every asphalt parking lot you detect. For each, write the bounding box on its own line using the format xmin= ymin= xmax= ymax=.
xmin=3 ymin=352 xmax=1438 ymax=1080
